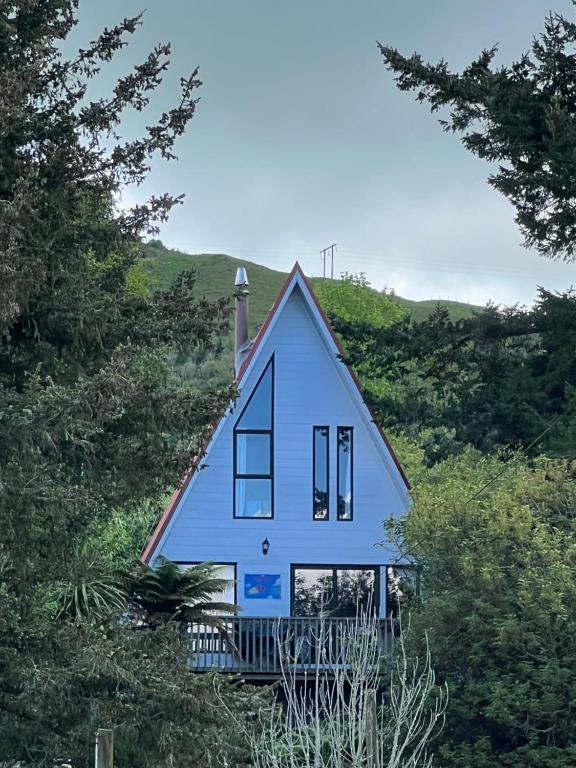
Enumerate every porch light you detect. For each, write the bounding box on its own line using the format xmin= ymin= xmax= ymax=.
xmin=262 ymin=538 xmax=270 ymax=556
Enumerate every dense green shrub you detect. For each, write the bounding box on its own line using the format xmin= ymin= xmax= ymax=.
xmin=387 ymin=440 xmax=576 ymax=768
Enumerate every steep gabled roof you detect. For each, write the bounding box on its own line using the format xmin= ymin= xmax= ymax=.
xmin=141 ymin=262 xmax=410 ymax=564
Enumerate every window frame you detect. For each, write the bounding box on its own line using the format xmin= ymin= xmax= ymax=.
xmin=336 ymin=426 xmax=354 ymax=521
xmin=312 ymin=425 xmax=330 ymax=521
xmin=290 ymin=563 xmax=380 ymax=616
xmin=233 ymin=355 xmax=274 ymax=519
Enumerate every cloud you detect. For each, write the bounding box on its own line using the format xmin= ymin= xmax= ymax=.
xmin=82 ymin=0 xmax=576 ymax=310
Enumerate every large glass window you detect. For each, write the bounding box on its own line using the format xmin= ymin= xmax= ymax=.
xmin=293 ymin=568 xmax=333 ymax=615
xmin=292 ymin=565 xmax=378 ymax=617
xmin=234 ymin=357 xmax=273 ymax=518
xmin=313 ymin=426 xmax=329 ymax=520
xmin=212 ymin=564 xmax=236 ymax=607
xmin=179 ymin=564 xmax=236 ymax=650
xmin=174 ymin=563 xmax=237 ymax=613
xmin=337 ymin=427 xmax=353 ymax=520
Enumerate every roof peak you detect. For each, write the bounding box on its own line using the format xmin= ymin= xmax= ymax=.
xmin=235 ymin=262 xmax=410 ymax=490
xmin=235 ymin=262 xmax=310 ymax=383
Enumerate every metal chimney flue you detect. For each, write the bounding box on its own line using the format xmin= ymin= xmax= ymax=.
xmin=234 ymin=267 xmax=251 ymax=376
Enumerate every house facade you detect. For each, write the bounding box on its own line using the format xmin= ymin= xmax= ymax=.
xmin=142 ymin=264 xmax=411 ymax=624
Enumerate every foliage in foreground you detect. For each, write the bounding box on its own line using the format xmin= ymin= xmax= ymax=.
xmin=0 ymin=2 xmax=255 ymax=765
xmin=2 ymin=622 xmax=261 ymax=768
xmin=334 ymin=288 xmax=576 ymax=464
xmin=53 ymin=554 xmax=239 ymax=628
xmin=387 ymin=440 xmax=576 ymax=768
xmin=223 ymin=612 xmax=446 ymax=768
xmin=127 ymin=558 xmax=239 ymax=628
xmin=313 ymin=272 xmax=406 ymax=330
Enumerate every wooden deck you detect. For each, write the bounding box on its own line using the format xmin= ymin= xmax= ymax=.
xmin=187 ymin=616 xmax=395 ymax=676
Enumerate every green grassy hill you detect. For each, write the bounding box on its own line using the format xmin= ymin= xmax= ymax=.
xmin=141 ymin=240 xmax=482 ymax=330
xmin=392 ymin=296 xmax=479 ymax=323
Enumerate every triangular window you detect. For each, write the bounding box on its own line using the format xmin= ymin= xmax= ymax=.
xmin=236 ymin=358 xmax=272 ymax=430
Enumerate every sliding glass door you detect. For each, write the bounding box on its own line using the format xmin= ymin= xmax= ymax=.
xmin=291 ymin=565 xmax=379 ymax=617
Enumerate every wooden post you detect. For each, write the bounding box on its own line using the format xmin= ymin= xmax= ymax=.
xmin=365 ymin=690 xmax=380 ymax=768
xmin=95 ymin=728 xmax=113 ymax=768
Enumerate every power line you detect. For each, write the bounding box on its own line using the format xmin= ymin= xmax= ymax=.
xmin=175 ymin=242 xmax=558 ymax=281
xmin=461 ymin=405 xmax=571 ymax=509
xmin=166 ymin=243 xmax=570 ymax=303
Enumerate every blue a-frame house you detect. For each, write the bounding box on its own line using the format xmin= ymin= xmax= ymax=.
xmin=142 ymin=263 xmax=412 ymax=672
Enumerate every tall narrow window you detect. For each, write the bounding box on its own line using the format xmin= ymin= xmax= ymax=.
xmin=313 ymin=427 xmax=329 ymax=520
xmin=233 ymin=357 xmax=273 ymax=518
xmin=337 ymin=427 xmax=353 ymax=520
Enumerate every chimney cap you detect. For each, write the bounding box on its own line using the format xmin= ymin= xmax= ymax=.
xmin=235 ymin=267 xmax=249 ymax=287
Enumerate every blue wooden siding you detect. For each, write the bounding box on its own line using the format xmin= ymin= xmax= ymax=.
xmin=154 ymin=284 xmax=409 ymax=617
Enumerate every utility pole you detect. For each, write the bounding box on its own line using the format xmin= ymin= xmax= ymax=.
xmin=320 ymin=243 xmax=337 ymax=279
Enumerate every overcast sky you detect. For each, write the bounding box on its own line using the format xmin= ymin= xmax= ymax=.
xmin=72 ymin=0 xmax=576 ymax=307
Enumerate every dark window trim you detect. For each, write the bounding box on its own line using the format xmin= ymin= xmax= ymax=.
xmin=233 ymin=355 xmax=274 ymax=519
xmin=235 ymin=428 xmax=271 ymax=435
xmin=337 ymin=426 xmax=354 ymax=521
xmin=235 ymin=354 xmax=274 ymax=426
xmin=173 ymin=561 xmax=238 ymax=606
xmin=312 ymin=426 xmax=330 ymax=521
xmin=290 ymin=563 xmax=380 ymax=616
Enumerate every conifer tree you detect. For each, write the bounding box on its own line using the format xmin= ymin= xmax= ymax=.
xmin=0 ymin=3 xmax=254 ymax=765
xmin=380 ymin=7 xmax=576 ymax=261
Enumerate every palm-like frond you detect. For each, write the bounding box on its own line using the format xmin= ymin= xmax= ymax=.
xmin=52 ymin=541 xmax=128 ymax=625
xmin=127 ymin=557 xmax=239 ymax=628
xmin=54 ymin=578 xmax=128 ymax=625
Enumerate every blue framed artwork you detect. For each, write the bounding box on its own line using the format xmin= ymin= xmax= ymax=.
xmin=244 ymin=574 xmax=281 ymax=600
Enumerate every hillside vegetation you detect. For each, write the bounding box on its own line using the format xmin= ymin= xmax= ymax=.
xmin=140 ymin=240 xmax=481 ymax=330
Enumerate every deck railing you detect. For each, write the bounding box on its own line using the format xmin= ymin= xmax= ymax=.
xmin=187 ymin=616 xmax=395 ymax=675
